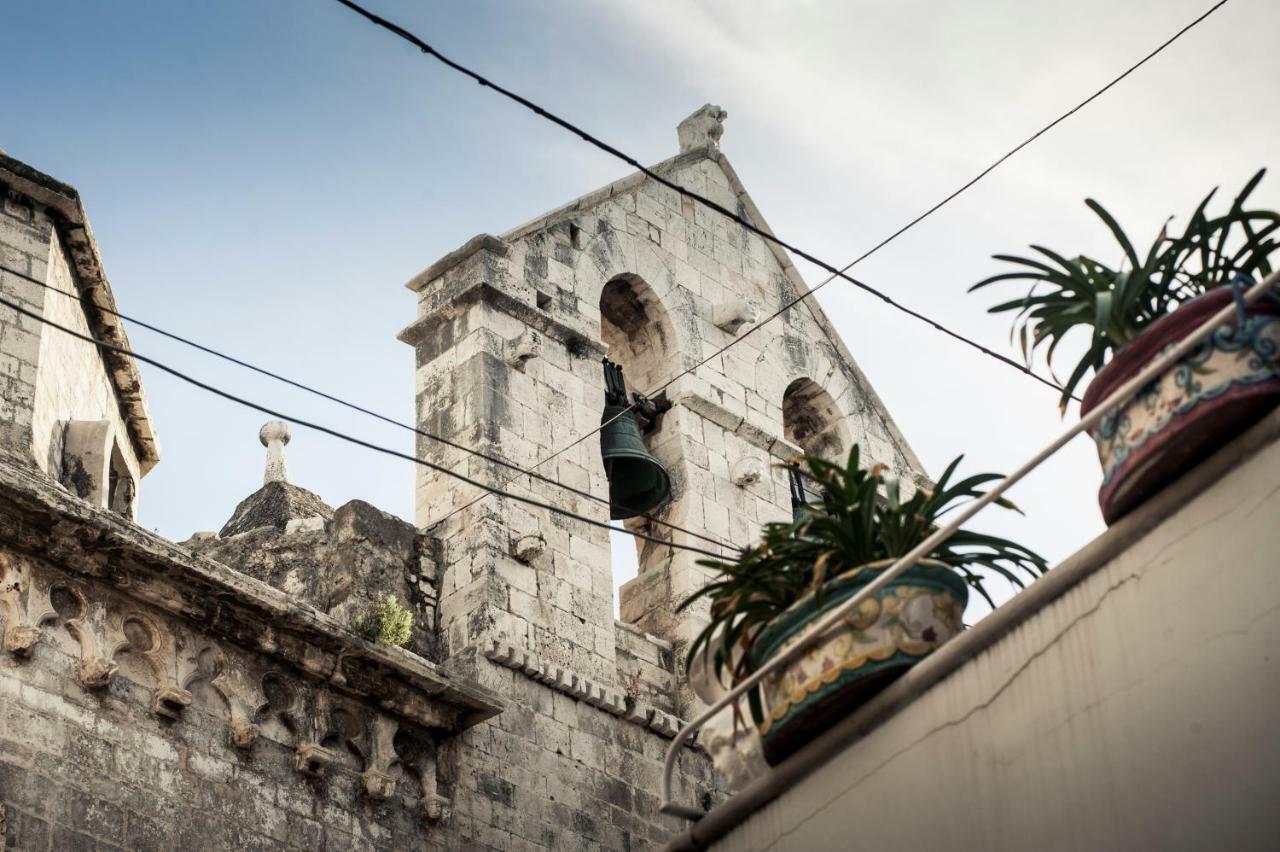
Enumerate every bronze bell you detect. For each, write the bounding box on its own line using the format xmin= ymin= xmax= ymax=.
xmin=600 ymin=360 xmax=672 ymax=519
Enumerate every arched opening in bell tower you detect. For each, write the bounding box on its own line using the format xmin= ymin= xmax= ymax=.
xmin=599 ymin=274 xmax=676 ymax=395
xmin=782 ymin=378 xmax=850 ymax=461
xmin=599 ymin=274 xmax=682 ymax=615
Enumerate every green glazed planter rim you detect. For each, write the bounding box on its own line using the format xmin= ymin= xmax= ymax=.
xmin=750 ymin=557 xmax=970 ymax=671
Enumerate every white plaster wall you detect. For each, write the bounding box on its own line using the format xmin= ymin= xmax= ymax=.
xmin=30 ymin=228 xmax=140 ymax=483
xmin=704 ymin=421 xmax=1280 ymax=852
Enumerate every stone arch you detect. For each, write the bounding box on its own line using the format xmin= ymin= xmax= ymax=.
xmin=599 ymin=272 xmax=680 ymax=394
xmin=596 ymin=270 xmax=691 ymax=583
xmin=572 ymin=222 xmax=699 ymax=376
xmin=782 ymin=378 xmax=851 ymax=461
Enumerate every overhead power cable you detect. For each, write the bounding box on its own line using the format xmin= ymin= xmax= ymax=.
xmin=379 ymin=0 xmax=1229 ymax=527
xmin=0 ymin=263 xmax=734 ymax=554
xmin=334 ymin=0 xmax=1096 ymax=397
xmin=0 ymin=286 xmax=729 ymax=561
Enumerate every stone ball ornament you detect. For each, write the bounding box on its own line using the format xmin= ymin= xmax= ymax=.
xmin=260 ymin=420 xmax=292 ymax=447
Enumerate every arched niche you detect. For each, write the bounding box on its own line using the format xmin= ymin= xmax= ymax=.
xmin=598 ymin=273 xmax=686 ymax=582
xmin=599 ymin=273 xmax=678 ymax=395
xmin=782 ymin=378 xmax=851 ymax=461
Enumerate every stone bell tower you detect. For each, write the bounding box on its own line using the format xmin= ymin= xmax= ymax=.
xmin=399 ymin=105 xmax=924 ymax=697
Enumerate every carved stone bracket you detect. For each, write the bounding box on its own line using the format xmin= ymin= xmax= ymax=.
xmin=48 ymin=583 xmax=117 ymax=689
xmin=511 ymin=534 xmax=546 ymax=564
xmin=183 ymin=645 xmax=260 ymax=749
xmin=359 ymin=715 xmax=400 ymax=800
xmin=294 ymin=743 xmax=336 ymax=778
xmin=393 ymin=729 xmax=452 ymax=823
xmin=506 ymin=329 xmax=543 ymax=371
xmin=0 ymin=552 xmax=55 ymax=656
xmin=0 ymin=456 xmax=503 ymax=823
xmin=111 ymin=612 xmax=192 ymax=719
xmin=712 ymin=297 xmax=758 ymax=334
xmin=731 ymin=456 xmax=766 ymax=488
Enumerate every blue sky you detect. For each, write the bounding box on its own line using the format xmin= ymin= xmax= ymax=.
xmin=4 ymin=0 xmax=1277 ymax=616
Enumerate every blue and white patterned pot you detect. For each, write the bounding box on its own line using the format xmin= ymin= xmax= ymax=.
xmin=750 ymin=559 xmax=967 ymax=765
xmin=1083 ymin=288 xmax=1280 ymax=524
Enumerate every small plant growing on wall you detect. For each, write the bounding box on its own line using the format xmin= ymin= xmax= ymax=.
xmin=354 ymin=594 xmax=413 ymax=647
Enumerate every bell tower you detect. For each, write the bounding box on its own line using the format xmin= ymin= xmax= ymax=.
xmin=400 ymin=107 xmax=925 ymax=699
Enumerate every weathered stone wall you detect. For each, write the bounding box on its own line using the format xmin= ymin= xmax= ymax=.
xmin=0 ymin=166 xmax=152 ymax=512
xmin=444 ymin=646 xmax=719 ymax=852
xmin=400 ymin=147 xmax=924 ymax=718
xmin=186 ymin=494 xmax=442 ymax=661
xmin=0 ymin=459 xmax=501 ymax=852
xmin=0 ymin=191 xmax=51 ymax=462
xmin=30 ymin=225 xmax=141 ymax=484
xmin=0 ymin=457 xmax=720 ymax=852
xmin=614 ymin=621 xmax=678 ymax=714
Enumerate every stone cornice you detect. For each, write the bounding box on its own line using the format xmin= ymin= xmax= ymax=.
xmin=397 ymin=279 xmax=607 ymax=358
xmin=404 ymin=234 xmax=508 ymax=294
xmin=0 ymin=153 xmax=161 ymax=474
xmin=0 ymin=455 xmax=503 ymax=732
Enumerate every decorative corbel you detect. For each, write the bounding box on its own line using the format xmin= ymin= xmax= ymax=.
xmin=394 ymin=732 xmax=452 ymax=823
xmin=0 ymin=553 xmax=55 ymax=657
xmin=506 ymin=329 xmax=543 ymax=371
xmin=360 ymin=715 xmax=400 ymax=800
xmin=420 ymin=749 xmax=452 ymax=823
xmin=183 ymin=645 xmax=260 ymax=749
xmin=50 ymin=584 xmax=117 ymax=689
xmin=511 ymin=533 xmax=546 ymax=564
xmin=255 ymin=671 xmax=302 ymax=751
xmin=731 ymin=456 xmax=766 ymax=488
xmin=713 ymin=298 xmax=759 ymax=334
xmin=111 ymin=613 xmax=192 ymax=719
xmin=294 ymin=743 xmax=336 ymax=778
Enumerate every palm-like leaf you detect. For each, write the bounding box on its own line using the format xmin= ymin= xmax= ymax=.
xmin=681 ymin=446 xmax=1047 ymax=683
xmin=969 ymin=169 xmax=1280 ymax=409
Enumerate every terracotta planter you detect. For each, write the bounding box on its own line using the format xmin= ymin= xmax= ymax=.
xmin=1082 ymin=287 xmax=1280 ymax=524
xmin=750 ymin=559 xmax=967 ymax=765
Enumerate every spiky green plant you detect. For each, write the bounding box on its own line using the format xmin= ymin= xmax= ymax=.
xmin=970 ymin=169 xmax=1279 ymax=410
xmin=355 ymin=594 xmax=413 ymax=647
xmin=679 ymin=445 xmax=1046 ymax=688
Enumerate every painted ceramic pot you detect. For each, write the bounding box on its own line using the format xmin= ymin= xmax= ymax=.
xmin=751 ymin=559 xmax=967 ymax=765
xmin=1082 ymin=287 xmax=1280 ymax=524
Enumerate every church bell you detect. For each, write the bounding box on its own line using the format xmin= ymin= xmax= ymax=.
xmin=600 ymin=360 xmax=672 ymax=519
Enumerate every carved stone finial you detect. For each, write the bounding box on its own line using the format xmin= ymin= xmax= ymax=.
xmin=259 ymin=421 xmax=291 ymax=485
xmin=677 ymin=104 xmax=728 ymax=153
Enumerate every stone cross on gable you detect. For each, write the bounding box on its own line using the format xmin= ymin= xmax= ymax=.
xmin=259 ymin=421 xmax=291 ymax=485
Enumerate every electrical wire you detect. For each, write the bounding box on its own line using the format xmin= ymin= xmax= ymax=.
xmin=406 ymin=0 xmax=1230 ymax=528
xmin=0 ymin=263 xmax=735 ymax=554
xmin=332 ymin=0 xmax=1103 ymax=397
xmin=0 ymin=286 xmax=730 ymax=561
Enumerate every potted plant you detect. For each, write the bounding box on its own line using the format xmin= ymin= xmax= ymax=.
xmin=680 ymin=447 xmax=1046 ymax=765
xmin=971 ymin=170 xmax=1280 ymax=522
